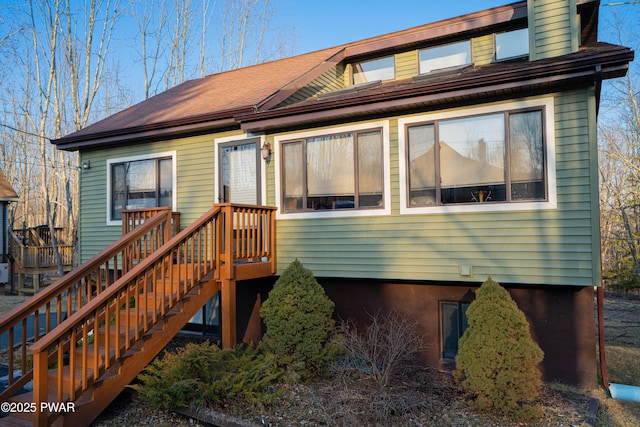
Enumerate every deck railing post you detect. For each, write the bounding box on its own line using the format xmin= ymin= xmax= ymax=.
xmin=32 ymin=349 xmax=49 ymax=427
xmin=223 ymin=204 xmax=234 ymax=281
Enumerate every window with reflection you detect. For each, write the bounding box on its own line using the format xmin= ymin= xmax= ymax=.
xmin=419 ymin=41 xmax=471 ymax=74
xmin=352 ymin=56 xmax=395 ymax=84
xmin=282 ymin=129 xmax=384 ymax=212
xmin=110 ymin=157 xmax=173 ymax=220
xmin=495 ymin=28 xmax=529 ymax=60
xmin=441 ymin=301 xmax=470 ymax=359
xmin=407 ymin=108 xmax=546 ymax=206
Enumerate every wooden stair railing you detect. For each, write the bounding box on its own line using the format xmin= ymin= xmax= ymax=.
xmin=17 ymin=204 xmax=275 ymax=427
xmin=0 ymin=208 xmax=176 ymax=404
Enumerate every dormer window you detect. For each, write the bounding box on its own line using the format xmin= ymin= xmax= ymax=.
xmin=495 ymin=28 xmax=529 ymax=61
xmin=352 ymin=56 xmax=395 ymax=84
xmin=419 ymin=41 xmax=471 ymax=74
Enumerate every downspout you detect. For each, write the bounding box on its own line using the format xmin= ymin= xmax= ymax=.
xmin=594 ymin=65 xmax=602 ymax=115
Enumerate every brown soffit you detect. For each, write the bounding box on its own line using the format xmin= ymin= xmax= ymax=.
xmin=238 ymin=46 xmax=633 ymax=132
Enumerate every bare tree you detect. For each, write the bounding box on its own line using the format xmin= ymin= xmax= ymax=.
xmin=0 ymin=0 xmax=120 ymax=274
xmin=598 ymin=5 xmax=640 ymax=289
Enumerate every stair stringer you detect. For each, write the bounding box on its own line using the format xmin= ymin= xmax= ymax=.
xmin=60 ymin=278 xmax=222 ymax=427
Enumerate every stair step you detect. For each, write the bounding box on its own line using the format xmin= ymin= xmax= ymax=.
xmin=47 ymin=364 xmax=95 ymax=396
xmin=136 ymin=291 xmax=179 ymax=311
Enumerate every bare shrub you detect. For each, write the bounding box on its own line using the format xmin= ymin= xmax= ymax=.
xmin=336 ymin=310 xmax=425 ymax=388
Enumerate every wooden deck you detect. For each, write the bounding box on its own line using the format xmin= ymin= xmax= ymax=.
xmin=0 ymin=204 xmax=276 ymax=426
xmin=8 ymin=227 xmax=74 ymax=295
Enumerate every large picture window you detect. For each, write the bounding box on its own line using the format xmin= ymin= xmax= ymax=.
xmin=109 ymin=155 xmax=174 ymax=221
xmin=282 ymin=129 xmax=384 ymax=213
xmin=406 ymin=108 xmax=546 ymax=207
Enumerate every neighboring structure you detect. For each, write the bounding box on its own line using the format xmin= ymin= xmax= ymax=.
xmin=52 ymin=0 xmax=633 ymax=388
xmin=0 ymin=169 xmax=19 ymax=285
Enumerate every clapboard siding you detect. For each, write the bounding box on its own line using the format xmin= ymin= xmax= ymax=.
xmin=274 ymin=89 xmax=598 ymax=286
xmin=78 ymin=134 xmax=221 ymax=262
xmin=472 ymin=35 xmax=494 ymax=66
xmin=276 ymin=64 xmax=345 ymax=108
xmin=395 ymin=51 xmax=418 ymax=80
xmin=528 ymin=0 xmax=578 ymax=60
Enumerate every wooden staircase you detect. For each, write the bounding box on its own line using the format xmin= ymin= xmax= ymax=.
xmin=0 ymin=204 xmax=276 ymax=426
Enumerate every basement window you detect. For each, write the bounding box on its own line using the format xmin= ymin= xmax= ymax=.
xmin=441 ymin=301 xmax=470 ymax=359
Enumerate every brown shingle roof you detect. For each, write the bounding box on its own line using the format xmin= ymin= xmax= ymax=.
xmin=54 ymin=1 xmax=611 ymax=149
xmin=61 ymin=46 xmax=343 ymax=144
xmin=0 ymin=169 xmax=18 ymax=202
xmin=54 ymin=2 xmax=534 ymax=150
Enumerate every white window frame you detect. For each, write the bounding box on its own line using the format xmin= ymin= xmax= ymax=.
xmin=275 ymin=121 xmax=391 ymax=220
xmin=398 ymin=97 xmax=557 ymax=215
xmin=106 ymin=151 xmax=177 ymax=226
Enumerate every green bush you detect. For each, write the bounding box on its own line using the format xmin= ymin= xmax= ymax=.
xmin=453 ymin=277 xmax=544 ymax=422
xmin=259 ymin=259 xmax=337 ymax=380
xmin=133 ymin=342 xmax=285 ymax=410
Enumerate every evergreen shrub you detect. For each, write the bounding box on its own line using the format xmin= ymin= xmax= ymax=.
xmin=133 ymin=341 xmax=284 ymax=409
xmin=453 ymin=277 xmax=544 ymax=422
xmin=259 ymin=259 xmax=337 ymax=380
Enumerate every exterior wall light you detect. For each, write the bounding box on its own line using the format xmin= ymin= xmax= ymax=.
xmin=261 ymin=142 xmax=272 ymax=160
xmin=82 ymin=161 xmax=91 ymax=170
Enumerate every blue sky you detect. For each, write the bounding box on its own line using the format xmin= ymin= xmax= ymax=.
xmin=276 ymin=0 xmax=509 ymax=54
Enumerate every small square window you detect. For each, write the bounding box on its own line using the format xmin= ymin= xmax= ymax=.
xmin=495 ymin=28 xmax=529 ymax=61
xmin=352 ymin=56 xmax=395 ymax=84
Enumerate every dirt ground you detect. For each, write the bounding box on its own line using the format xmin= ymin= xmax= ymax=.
xmin=601 ymin=291 xmax=640 ymax=348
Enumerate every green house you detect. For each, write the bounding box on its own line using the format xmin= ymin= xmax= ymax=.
xmin=53 ymin=0 xmax=633 ymax=388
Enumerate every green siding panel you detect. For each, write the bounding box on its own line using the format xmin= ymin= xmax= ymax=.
xmin=275 ymin=90 xmax=598 ymax=287
xmin=396 ymin=51 xmax=418 ymax=80
xmin=79 ymin=87 xmax=598 ymax=289
xmin=472 ymin=35 xmax=494 ymax=66
xmin=276 ymin=64 xmax=346 ymax=108
xmin=79 ymin=133 xmax=225 ymax=262
xmin=528 ymin=0 xmax=578 ymax=60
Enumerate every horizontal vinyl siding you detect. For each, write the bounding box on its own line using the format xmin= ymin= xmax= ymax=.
xmin=472 ymin=35 xmax=494 ymax=66
xmin=395 ymin=51 xmax=418 ymax=80
xmin=276 ymin=64 xmax=346 ymax=108
xmin=274 ymin=90 xmax=598 ymax=286
xmin=79 ymin=133 xmax=225 ymax=262
xmin=529 ymin=0 xmax=577 ymax=60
